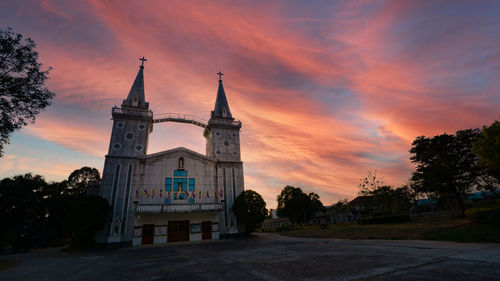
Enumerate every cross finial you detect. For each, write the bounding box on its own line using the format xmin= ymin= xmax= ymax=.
xmin=139 ymin=56 xmax=147 ymax=67
xmin=217 ymin=71 xmax=224 ymax=81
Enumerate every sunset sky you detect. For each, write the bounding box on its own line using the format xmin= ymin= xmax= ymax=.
xmin=0 ymin=0 xmax=499 ymax=208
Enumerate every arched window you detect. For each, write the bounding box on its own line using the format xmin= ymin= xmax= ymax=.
xmin=111 ymin=218 xmax=120 ymax=236
xmin=178 ymin=157 xmax=184 ymax=170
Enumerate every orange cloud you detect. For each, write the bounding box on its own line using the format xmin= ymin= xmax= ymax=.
xmin=1 ymin=0 xmax=498 ymax=208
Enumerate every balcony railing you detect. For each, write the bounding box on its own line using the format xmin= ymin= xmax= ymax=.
xmin=112 ymin=107 xmax=153 ymax=117
xmin=135 ymin=203 xmax=223 ymax=214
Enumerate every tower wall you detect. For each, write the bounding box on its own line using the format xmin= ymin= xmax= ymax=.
xmin=98 ymin=107 xmax=152 ymax=244
xmin=204 ymin=118 xmax=244 ymax=236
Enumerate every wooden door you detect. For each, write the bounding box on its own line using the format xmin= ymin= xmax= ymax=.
xmin=142 ymin=224 xmax=155 ymax=245
xmin=202 ymin=221 xmax=212 ymax=240
xmin=168 ymin=220 xmax=190 ymax=242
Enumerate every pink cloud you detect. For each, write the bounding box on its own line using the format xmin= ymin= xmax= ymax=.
xmin=1 ymin=0 xmax=498 ymax=207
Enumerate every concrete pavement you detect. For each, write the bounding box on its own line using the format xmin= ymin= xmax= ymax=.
xmin=1 ymin=233 xmax=499 ymax=280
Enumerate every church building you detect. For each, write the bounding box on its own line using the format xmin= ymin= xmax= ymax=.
xmin=97 ymin=58 xmax=244 ymax=246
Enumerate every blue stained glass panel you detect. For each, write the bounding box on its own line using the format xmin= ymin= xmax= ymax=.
xmin=165 ymin=177 xmax=172 ymax=191
xmin=174 ymin=170 xmax=187 ymax=177
xmin=188 ymin=178 xmax=195 ymax=191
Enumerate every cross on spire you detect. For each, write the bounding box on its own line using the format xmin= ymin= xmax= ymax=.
xmin=217 ymin=71 xmax=224 ymax=81
xmin=139 ymin=56 xmax=147 ymax=67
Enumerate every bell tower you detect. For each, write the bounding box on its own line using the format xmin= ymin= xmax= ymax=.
xmin=99 ymin=58 xmax=153 ymax=244
xmin=107 ymin=57 xmax=153 ymax=157
xmin=204 ymin=72 xmax=244 ymax=235
xmin=204 ymin=72 xmax=241 ymax=161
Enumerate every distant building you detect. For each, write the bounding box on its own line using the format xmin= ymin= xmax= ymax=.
xmin=310 ymin=208 xmax=354 ymax=225
xmin=97 ymin=61 xmax=244 ymax=246
xmin=261 ymin=218 xmax=291 ymax=231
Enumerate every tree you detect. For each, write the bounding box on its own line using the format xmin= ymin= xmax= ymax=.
xmin=410 ymin=129 xmax=482 ymax=217
xmin=332 ymin=199 xmax=352 ymax=222
xmin=67 ymin=195 xmax=110 ymax=249
xmin=277 ymin=186 xmax=323 ymax=223
xmin=309 ymin=192 xmax=325 ymax=213
xmin=67 ymin=166 xmax=100 ymax=198
xmin=473 ymin=120 xmax=500 ymax=197
xmin=232 ymin=190 xmax=268 ymax=234
xmin=0 ymin=173 xmax=48 ymax=251
xmin=359 ymin=168 xmax=383 ymax=195
xmin=0 ymin=28 xmax=55 ymax=157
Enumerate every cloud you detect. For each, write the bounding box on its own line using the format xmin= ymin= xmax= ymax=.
xmin=0 ymin=0 xmax=499 ymax=207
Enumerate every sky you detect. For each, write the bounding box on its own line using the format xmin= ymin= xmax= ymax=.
xmin=0 ymin=0 xmax=499 ymax=208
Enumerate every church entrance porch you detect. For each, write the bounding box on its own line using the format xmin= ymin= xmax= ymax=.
xmin=202 ymin=221 xmax=212 ymax=240
xmin=167 ymin=220 xmax=190 ymax=243
xmin=141 ymin=224 xmax=155 ymax=245
xmin=132 ymin=211 xmax=221 ymax=247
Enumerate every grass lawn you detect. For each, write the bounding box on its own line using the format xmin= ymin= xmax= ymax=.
xmin=277 ymin=215 xmax=500 ymax=243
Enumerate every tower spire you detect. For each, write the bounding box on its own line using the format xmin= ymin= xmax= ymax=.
xmin=212 ymin=71 xmax=232 ymax=119
xmin=123 ymin=57 xmax=148 ymax=109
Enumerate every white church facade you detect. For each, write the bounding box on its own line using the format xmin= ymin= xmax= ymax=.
xmin=97 ymin=59 xmax=244 ymax=246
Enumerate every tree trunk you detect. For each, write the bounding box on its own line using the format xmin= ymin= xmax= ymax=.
xmin=453 ymin=192 xmax=466 ymax=217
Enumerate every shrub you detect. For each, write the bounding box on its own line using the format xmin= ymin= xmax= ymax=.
xmin=276 ymin=224 xmax=295 ymax=232
xmin=465 ymin=207 xmax=500 ymax=226
xmin=357 ymin=215 xmax=411 ymax=225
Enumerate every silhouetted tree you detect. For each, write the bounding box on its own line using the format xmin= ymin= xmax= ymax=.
xmin=68 ymin=195 xmax=110 ymax=249
xmin=0 ymin=174 xmax=48 ymax=251
xmin=410 ymin=129 xmax=482 ymax=217
xmin=0 ymin=28 xmax=55 ymax=157
xmin=277 ymin=186 xmax=322 ymax=223
xmin=473 ymin=120 xmax=500 ymax=197
xmin=0 ymin=166 xmax=102 ymax=251
xmin=67 ymin=166 xmax=100 ymax=198
xmin=232 ymin=190 xmax=268 ymax=234
xmin=309 ymin=192 xmax=324 ymax=213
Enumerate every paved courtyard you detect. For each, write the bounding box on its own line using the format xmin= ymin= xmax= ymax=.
xmin=1 ymin=233 xmax=500 ymax=281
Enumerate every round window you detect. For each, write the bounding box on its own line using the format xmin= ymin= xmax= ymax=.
xmin=216 ymin=150 xmax=221 ymax=155
xmin=113 ymin=143 xmax=121 ymax=150
xmin=138 ymin=123 xmax=146 ymax=130
xmin=125 ymin=132 xmax=134 ymax=140
xmin=232 ymin=151 xmax=238 ymax=156
xmin=116 ymin=121 xmax=124 ymax=128
xmin=135 ymin=144 xmax=143 ymax=151
xmin=232 ymin=133 xmax=237 ymax=138
xmin=224 ymin=140 xmax=229 ymax=147
xmin=215 ymin=131 xmax=221 ymax=137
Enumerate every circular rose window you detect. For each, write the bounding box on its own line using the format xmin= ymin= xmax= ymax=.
xmin=116 ymin=121 xmax=124 ymax=128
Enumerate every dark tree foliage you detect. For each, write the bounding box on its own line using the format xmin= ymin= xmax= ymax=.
xmin=67 ymin=166 xmax=101 ymax=198
xmin=0 ymin=28 xmax=55 ymax=157
xmin=356 ymin=184 xmax=412 ymax=217
xmin=277 ymin=186 xmax=323 ymax=224
xmin=410 ymin=129 xmax=482 ymax=217
xmin=0 ymin=174 xmax=47 ymax=251
xmin=232 ymin=190 xmax=268 ymax=234
xmin=0 ymin=167 xmax=102 ymax=252
xmin=473 ymin=120 xmax=500 ymax=197
xmin=68 ymin=195 xmax=110 ymax=249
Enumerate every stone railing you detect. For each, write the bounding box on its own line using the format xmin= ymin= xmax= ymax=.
xmin=134 ymin=203 xmax=223 ymax=214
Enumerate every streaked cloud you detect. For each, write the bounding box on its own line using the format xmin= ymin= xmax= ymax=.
xmin=0 ymin=0 xmax=498 ymax=207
